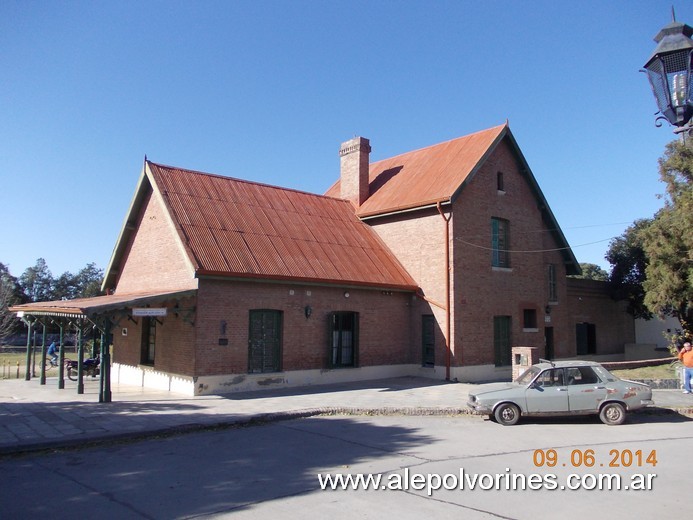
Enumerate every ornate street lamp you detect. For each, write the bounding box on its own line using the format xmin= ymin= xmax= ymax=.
xmin=643 ymin=12 xmax=693 ymax=133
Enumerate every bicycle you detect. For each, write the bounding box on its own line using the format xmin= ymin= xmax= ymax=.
xmin=41 ymin=358 xmax=60 ymax=371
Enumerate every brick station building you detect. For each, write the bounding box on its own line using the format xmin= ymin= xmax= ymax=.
xmin=12 ymin=123 xmax=634 ymax=395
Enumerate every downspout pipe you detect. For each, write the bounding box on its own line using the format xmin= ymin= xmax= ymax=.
xmin=436 ymin=202 xmax=452 ymax=381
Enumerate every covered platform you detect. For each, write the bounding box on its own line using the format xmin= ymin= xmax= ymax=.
xmin=9 ymin=289 xmax=196 ymax=403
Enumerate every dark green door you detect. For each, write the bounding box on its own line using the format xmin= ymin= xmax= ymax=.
xmin=248 ymin=310 xmax=282 ymax=373
xmin=494 ymin=316 xmax=512 ymax=367
xmin=576 ymin=323 xmax=596 ymax=355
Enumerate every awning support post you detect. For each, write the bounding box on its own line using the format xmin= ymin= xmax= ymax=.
xmin=23 ymin=319 xmax=33 ymax=381
xmin=58 ymin=321 xmax=65 ymax=390
xmin=99 ymin=320 xmax=112 ymax=403
xmin=77 ymin=322 xmax=85 ymax=394
xmin=39 ymin=322 xmax=48 ymax=385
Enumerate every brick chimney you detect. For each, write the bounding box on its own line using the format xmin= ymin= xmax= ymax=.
xmin=339 ymin=136 xmax=371 ymax=207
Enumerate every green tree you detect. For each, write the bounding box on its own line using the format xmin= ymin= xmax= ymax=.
xmin=73 ymin=263 xmax=104 ymax=298
xmin=53 ymin=271 xmax=78 ymax=300
xmin=641 ymin=139 xmax=693 ymax=338
xmin=572 ymin=263 xmax=609 ymax=281
xmin=605 ymin=219 xmax=653 ymax=319
xmin=33 ymin=262 xmax=104 ymax=301
xmin=18 ymin=258 xmax=54 ymax=302
xmin=0 ymin=263 xmax=23 ymax=343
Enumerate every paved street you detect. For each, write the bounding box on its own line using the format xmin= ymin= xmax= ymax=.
xmin=0 ymin=413 xmax=691 ymax=519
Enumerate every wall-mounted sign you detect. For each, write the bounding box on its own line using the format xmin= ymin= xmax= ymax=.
xmin=132 ymin=307 xmax=167 ymax=317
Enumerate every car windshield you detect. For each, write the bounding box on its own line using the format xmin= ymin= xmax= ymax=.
xmin=515 ymin=366 xmax=540 ymax=385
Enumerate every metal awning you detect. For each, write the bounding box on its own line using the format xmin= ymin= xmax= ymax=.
xmin=9 ymin=289 xmax=197 ymax=321
xmin=9 ymin=289 xmax=197 ymax=403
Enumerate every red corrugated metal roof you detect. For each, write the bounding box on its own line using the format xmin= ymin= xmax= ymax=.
xmin=147 ymin=162 xmax=417 ymax=290
xmin=325 ymin=124 xmax=506 ymax=217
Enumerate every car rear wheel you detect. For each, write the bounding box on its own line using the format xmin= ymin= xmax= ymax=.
xmin=599 ymin=402 xmax=626 ymax=425
xmin=494 ymin=403 xmax=520 ymax=426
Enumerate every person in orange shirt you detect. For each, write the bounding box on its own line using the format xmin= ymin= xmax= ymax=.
xmin=678 ymin=342 xmax=693 ymax=394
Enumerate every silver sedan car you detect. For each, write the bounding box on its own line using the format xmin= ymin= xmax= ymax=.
xmin=467 ymin=360 xmax=653 ymax=426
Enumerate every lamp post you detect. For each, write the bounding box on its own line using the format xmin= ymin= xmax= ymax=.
xmin=643 ymin=12 xmax=693 ymax=135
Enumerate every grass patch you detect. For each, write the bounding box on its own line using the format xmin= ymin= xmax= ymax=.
xmin=611 ymin=363 xmax=680 ymax=380
xmin=0 ymin=352 xmax=28 ymax=365
xmin=0 ymin=352 xmax=28 ymax=379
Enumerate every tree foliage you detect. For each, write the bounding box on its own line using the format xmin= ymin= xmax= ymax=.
xmin=15 ymin=258 xmax=104 ymax=303
xmin=51 ymin=262 xmax=104 ymax=300
xmin=572 ymin=263 xmax=609 ymax=281
xmin=74 ymin=263 xmax=105 ymax=298
xmin=0 ymin=260 xmax=105 ymax=345
xmin=641 ymin=139 xmax=693 ymax=336
xmin=0 ymin=263 xmax=23 ymax=343
xmin=606 ymin=219 xmax=653 ymax=319
xmin=18 ymin=258 xmax=54 ymax=302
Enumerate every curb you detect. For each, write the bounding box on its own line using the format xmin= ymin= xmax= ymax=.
xmin=0 ymin=407 xmax=473 ymax=457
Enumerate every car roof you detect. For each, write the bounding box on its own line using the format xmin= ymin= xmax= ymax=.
xmin=533 ymin=360 xmax=602 ymax=370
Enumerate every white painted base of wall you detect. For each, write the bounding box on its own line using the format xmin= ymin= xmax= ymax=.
xmin=452 ymin=364 xmax=512 ymax=383
xmin=112 ymin=349 xmax=663 ymax=396
xmin=112 ymin=363 xmax=195 ymax=395
xmin=195 ymin=365 xmax=421 ymax=395
xmin=111 ymin=362 xmax=509 ymax=396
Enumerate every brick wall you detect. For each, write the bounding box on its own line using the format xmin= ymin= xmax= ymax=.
xmin=368 ymin=137 xmax=575 ymax=370
xmin=451 ymin=138 xmax=572 ymax=366
xmin=115 ymin=190 xmax=198 ymax=294
xmin=566 ymin=278 xmax=635 ymax=355
xmin=368 ymin=209 xmax=449 ymax=368
xmin=193 ymin=279 xmax=415 ymax=376
xmin=111 ymin=295 xmax=196 ymax=375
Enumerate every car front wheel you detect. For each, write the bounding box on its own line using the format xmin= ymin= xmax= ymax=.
xmin=494 ymin=403 xmax=521 ymax=426
xmin=599 ymin=402 xmax=626 ymax=425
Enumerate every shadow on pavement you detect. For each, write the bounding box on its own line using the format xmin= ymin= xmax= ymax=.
xmin=0 ymin=416 xmax=435 ymax=518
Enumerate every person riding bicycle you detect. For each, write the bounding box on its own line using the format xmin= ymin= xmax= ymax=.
xmin=47 ymin=341 xmax=59 ymax=366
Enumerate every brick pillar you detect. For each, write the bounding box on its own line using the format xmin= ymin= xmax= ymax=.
xmin=511 ymin=346 xmax=540 ymax=381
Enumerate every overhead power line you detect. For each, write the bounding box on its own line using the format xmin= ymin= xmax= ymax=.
xmin=455 ymin=236 xmax=615 ymax=254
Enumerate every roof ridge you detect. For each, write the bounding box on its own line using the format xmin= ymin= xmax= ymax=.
xmin=369 ymin=123 xmax=507 ymax=165
xmin=147 ymin=160 xmax=348 ymax=204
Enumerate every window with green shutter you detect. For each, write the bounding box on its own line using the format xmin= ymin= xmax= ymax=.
xmin=422 ymin=315 xmax=435 ymax=367
xmin=329 ymin=312 xmax=358 ymax=367
xmin=491 ymin=217 xmax=510 ymax=268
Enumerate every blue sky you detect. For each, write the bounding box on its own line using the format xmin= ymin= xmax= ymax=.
xmin=1 ymin=0 xmax=690 ymax=279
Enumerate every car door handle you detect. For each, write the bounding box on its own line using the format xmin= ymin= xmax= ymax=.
xmin=594 ymin=386 xmax=606 ymax=389
xmin=558 ymin=388 xmax=568 ymax=391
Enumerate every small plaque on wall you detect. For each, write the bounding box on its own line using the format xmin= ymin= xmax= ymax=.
xmin=218 ymin=338 xmax=229 ymax=346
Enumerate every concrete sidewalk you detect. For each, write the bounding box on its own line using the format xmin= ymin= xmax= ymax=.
xmin=1 ymin=376 xmax=692 ymax=455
